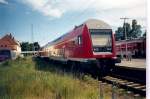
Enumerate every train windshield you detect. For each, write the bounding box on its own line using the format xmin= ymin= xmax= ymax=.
xmin=90 ymin=29 xmax=112 ymax=52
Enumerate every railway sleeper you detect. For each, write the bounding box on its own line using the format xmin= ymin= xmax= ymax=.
xmin=102 ymin=76 xmax=146 ymax=96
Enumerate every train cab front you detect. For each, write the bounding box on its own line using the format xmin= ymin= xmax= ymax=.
xmin=90 ymin=28 xmax=118 ymax=63
xmin=89 ymin=28 xmax=118 ymax=77
xmin=84 ymin=19 xmax=120 ymax=75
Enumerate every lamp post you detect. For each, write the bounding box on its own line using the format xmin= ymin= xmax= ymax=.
xmin=120 ymin=17 xmax=130 ymax=59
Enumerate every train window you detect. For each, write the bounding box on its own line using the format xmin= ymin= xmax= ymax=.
xmin=78 ymin=35 xmax=82 ymax=45
xmin=90 ymin=29 xmax=112 ymax=52
xmin=90 ymin=29 xmax=112 ymax=47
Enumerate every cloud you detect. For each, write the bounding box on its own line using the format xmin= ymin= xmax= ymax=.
xmin=94 ymin=3 xmax=146 ymax=27
xmin=22 ymin=0 xmax=146 ymax=26
xmin=0 ymin=0 xmax=8 ymax=4
xmin=93 ymin=0 xmax=146 ymax=10
xmin=22 ymin=0 xmax=64 ymax=18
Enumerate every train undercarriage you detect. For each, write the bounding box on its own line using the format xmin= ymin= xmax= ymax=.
xmin=64 ymin=58 xmax=117 ymax=78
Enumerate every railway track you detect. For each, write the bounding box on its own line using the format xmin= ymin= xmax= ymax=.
xmin=101 ymin=65 xmax=146 ymax=97
xmin=102 ymin=75 xmax=146 ymax=96
xmin=82 ymin=63 xmax=146 ymax=97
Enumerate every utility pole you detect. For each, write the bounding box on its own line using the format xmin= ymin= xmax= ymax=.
xmin=120 ymin=17 xmax=130 ymax=59
xmin=31 ymin=24 xmax=35 ymax=55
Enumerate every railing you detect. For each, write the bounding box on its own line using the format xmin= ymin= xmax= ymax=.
xmin=21 ymin=51 xmax=45 ymax=54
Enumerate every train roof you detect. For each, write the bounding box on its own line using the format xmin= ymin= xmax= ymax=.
xmin=116 ymin=38 xmax=145 ymax=45
xmin=84 ymin=19 xmax=111 ymax=29
xmin=42 ymin=19 xmax=112 ymax=49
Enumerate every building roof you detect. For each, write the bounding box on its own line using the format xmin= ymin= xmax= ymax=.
xmin=0 ymin=33 xmax=20 ymax=46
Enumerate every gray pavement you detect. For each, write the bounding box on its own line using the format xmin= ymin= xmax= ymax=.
xmin=116 ymin=59 xmax=146 ymax=69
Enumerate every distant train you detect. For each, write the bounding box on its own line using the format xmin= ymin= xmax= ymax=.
xmin=40 ymin=19 xmax=120 ymax=75
xmin=116 ymin=38 xmax=146 ymax=58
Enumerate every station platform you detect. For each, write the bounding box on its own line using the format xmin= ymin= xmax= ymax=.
xmin=116 ymin=58 xmax=146 ymax=69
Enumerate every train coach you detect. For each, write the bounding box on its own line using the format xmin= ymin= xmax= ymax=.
xmin=40 ymin=19 xmax=120 ymax=75
xmin=116 ymin=38 xmax=146 ymax=58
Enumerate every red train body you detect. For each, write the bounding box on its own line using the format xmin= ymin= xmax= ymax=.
xmin=41 ymin=19 xmax=119 ymax=74
xmin=116 ymin=38 xmax=146 ymax=58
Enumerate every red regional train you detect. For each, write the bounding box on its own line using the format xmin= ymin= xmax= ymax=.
xmin=116 ymin=38 xmax=146 ymax=58
xmin=40 ymin=19 xmax=120 ymax=75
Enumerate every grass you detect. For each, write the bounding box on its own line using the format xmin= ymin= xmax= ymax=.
xmin=0 ymin=57 xmax=101 ymax=99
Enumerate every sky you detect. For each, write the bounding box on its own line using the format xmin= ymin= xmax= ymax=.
xmin=0 ymin=0 xmax=146 ymax=46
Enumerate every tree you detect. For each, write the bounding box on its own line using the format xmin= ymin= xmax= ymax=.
xmin=123 ymin=23 xmax=131 ymax=39
xmin=142 ymin=30 xmax=146 ymax=38
xmin=29 ymin=43 xmax=34 ymax=51
xmin=115 ymin=23 xmax=131 ymax=41
xmin=115 ymin=19 xmax=142 ymax=40
xmin=130 ymin=19 xmax=142 ymax=38
xmin=33 ymin=42 xmax=40 ymax=51
xmin=21 ymin=42 xmax=30 ymax=51
xmin=115 ymin=27 xmax=124 ymax=41
xmin=21 ymin=42 xmax=40 ymax=51
xmin=132 ymin=19 xmax=137 ymax=30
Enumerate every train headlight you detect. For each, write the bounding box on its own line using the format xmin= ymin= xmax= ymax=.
xmin=107 ymin=47 xmax=111 ymax=51
xmin=93 ymin=48 xmax=99 ymax=52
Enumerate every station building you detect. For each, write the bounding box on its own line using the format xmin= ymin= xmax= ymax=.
xmin=0 ymin=33 xmax=21 ymax=60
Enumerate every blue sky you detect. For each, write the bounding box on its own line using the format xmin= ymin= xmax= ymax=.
xmin=0 ymin=0 xmax=146 ymax=46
